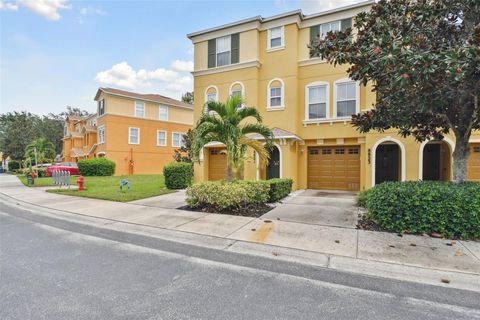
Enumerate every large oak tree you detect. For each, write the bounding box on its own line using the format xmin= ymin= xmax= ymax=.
xmin=310 ymin=0 xmax=480 ymax=182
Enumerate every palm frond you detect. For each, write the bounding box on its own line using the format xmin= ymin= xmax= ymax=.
xmin=238 ymin=137 xmax=270 ymax=166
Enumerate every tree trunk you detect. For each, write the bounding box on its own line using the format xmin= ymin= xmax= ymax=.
xmin=226 ymin=165 xmax=233 ymax=182
xmin=452 ymin=134 xmax=470 ymax=183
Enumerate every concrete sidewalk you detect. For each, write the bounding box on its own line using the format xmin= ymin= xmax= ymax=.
xmin=1 ymin=174 xmax=479 ymax=292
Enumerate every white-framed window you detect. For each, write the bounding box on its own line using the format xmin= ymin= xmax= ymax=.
xmin=159 ymin=105 xmax=168 ymax=121
xmin=129 ymin=127 xmax=140 ymax=145
xmin=135 ymin=101 xmax=145 ymax=118
xmin=98 ymin=125 xmax=105 ymax=144
xmin=305 ymin=82 xmax=329 ymax=120
xmin=229 ymin=82 xmax=244 ymax=98
xmin=268 ymin=26 xmax=284 ymax=50
xmin=98 ymin=99 xmax=105 ymax=115
xmin=267 ymin=78 xmax=284 ymax=109
xmin=157 ymin=130 xmax=167 ymax=146
xmin=172 ymin=132 xmax=186 ymax=148
xmin=320 ymin=21 xmax=341 ymax=38
xmin=334 ymin=80 xmax=359 ymax=118
xmin=216 ymin=35 xmax=231 ymax=67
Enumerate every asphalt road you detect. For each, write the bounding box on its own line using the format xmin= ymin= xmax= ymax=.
xmin=1 ymin=202 xmax=479 ymax=320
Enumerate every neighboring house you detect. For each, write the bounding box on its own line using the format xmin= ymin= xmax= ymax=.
xmin=93 ymin=87 xmax=194 ymax=175
xmin=63 ymin=114 xmax=98 ymax=162
xmin=187 ymin=1 xmax=480 ymax=191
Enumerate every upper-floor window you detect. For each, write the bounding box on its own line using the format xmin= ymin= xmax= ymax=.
xmin=157 ymin=130 xmax=167 ymax=146
xmin=159 ymin=105 xmax=169 ymax=121
xmin=229 ymin=82 xmax=244 ymax=98
xmin=88 ymin=119 xmax=97 ymax=126
xmin=172 ymin=132 xmax=186 ymax=148
xmin=268 ymin=26 xmax=284 ymax=50
xmin=267 ymin=78 xmax=284 ymax=109
xmin=309 ymin=19 xmax=352 ymax=50
xmin=75 ymin=123 xmax=81 ymax=132
xmin=98 ymin=99 xmax=105 ymax=116
xmin=335 ymin=80 xmax=358 ymax=118
xmin=135 ymin=101 xmax=145 ymax=118
xmin=306 ymin=82 xmax=328 ymax=120
xmin=129 ymin=127 xmax=140 ymax=144
xmin=208 ymin=33 xmax=239 ymax=68
xmin=98 ymin=125 xmax=105 ymax=144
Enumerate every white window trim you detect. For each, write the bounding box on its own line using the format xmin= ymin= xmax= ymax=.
xmin=159 ymin=105 xmax=169 ymax=121
xmin=305 ymin=81 xmax=330 ymax=121
xmin=128 ymin=127 xmax=140 ymax=145
xmin=98 ymin=125 xmax=105 ymax=144
xmin=172 ymin=132 xmax=185 ymax=148
xmin=320 ymin=20 xmax=341 ymax=38
xmin=204 ymin=85 xmax=219 ymax=103
xmin=134 ymin=101 xmax=145 ymax=118
xmin=216 ymin=35 xmax=232 ymax=67
xmin=267 ymin=78 xmax=285 ymax=110
xmin=229 ymin=81 xmax=245 ymax=97
xmin=267 ymin=26 xmax=284 ymax=51
xmin=157 ymin=130 xmax=167 ymax=147
xmin=333 ymin=78 xmax=360 ymax=119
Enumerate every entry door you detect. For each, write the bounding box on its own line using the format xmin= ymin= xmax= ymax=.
xmin=375 ymin=144 xmax=399 ymax=184
xmin=266 ymin=147 xmax=280 ymax=180
xmin=423 ymin=144 xmax=441 ymax=181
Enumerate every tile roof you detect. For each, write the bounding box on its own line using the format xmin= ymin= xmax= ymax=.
xmin=97 ymin=87 xmax=193 ymax=109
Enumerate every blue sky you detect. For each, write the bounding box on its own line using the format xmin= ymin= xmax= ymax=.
xmin=0 ymin=0 xmax=362 ymax=115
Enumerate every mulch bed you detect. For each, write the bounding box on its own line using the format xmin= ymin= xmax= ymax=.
xmin=356 ymin=212 xmax=384 ymax=232
xmin=178 ymin=203 xmax=274 ymax=218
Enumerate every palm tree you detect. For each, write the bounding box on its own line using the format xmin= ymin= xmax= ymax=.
xmin=193 ymin=95 xmax=273 ymax=182
xmin=24 ymin=138 xmax=56 ymax=165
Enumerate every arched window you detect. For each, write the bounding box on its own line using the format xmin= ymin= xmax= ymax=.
xmin=205 ymin=85 xmax=218 ymax=103
xmin=267 ymin=78 xmax=284 ymax=110
xmin=229 ymin=81 xmax=244 ymax=98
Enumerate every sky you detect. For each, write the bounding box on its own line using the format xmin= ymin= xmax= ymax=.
xmin=0 ymin=0 xmax=364 ymax=115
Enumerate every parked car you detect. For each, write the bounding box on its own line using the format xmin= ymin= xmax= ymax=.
xmin=46 ymin=162 xmax=79 ymax=176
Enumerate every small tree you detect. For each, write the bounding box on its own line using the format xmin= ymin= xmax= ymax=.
xmin=173 ymin=129 xmax=194 ymax=163
xmin=182 ymin=92 xmax=194 ymax=104
xmin=192 ymin=95 xmax=273 ymax=182
xmin=309 ymin=0 xmax=480 ymax=182
xmin=24 ymin=138 xmax=56 ymax=165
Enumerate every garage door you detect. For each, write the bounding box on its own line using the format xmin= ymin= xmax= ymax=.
xmin=209 ymin=148 xmax=227 ymax=181
xmin=308 ymin=146 xmax=360 ymax=191
xmin=468 ymin=143 xmax=480 ymax=181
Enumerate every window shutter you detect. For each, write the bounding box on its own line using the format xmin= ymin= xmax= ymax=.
xmin=231 ymin=33 xmax=239 ymax=64
xmin=310 ymin=25 xmax=320 ymax=43
xmin=341 ymin=18 xmax=352 ymax=32
xmin=208 ymin=39 xmax=216 ymax=68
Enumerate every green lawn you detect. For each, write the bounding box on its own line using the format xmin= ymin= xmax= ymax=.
xmin=22 ymin=175 xmax=173 ymax=202
xmin=18 ymin=175 xmax=77 ymax=187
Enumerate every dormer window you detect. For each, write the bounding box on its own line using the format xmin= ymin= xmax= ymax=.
xmin=268 ymin=26 xmax=284 ymax=50
xmin=208 ymin=33 xmax=239 ymax=68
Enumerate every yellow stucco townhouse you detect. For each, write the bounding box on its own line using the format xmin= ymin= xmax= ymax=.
xmin=187 ymin=1 xmax=480 ymax=191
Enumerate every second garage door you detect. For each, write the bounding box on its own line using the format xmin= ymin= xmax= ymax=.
xmin=468 ymin=143 xmax=480 ymax=181
xmin=209 ymin=148 xmax=227 ymax=181
xmin=308 ymin=146 xmax=360 ymax=191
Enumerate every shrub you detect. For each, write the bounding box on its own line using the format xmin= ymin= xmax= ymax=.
xmin=356 ymin=189 xmax=372 ymax=207
xmin=186 ymin=180 xmax=270 ymax=211
xmin=8 ymin=160 xmax=21 ymax=172
xmin=77 ymin=158 xmax=115 ymax=176
xmin=163 ymin=162 xmax=193 ymax=189
xmin=267 ymin=178 xmax=293 ymax=202
xmin=363 ymin=181 xmax=480 ymax=240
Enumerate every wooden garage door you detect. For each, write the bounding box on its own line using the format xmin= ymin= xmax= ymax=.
xmin=308 ymin=146 xmax=360 ymax=191
xmin=209 ymin=148 xmax=227 ymax=181
xmin=468 ymin=143 xmax=480 ymax=181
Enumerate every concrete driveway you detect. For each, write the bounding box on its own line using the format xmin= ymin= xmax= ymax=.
xmin=262 ymin=189 xmax=358 ymax=228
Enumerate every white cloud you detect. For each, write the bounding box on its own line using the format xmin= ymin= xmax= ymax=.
xmin=0 ymin=1 xmax=18 ymax=10
xmin=95 ymin=62 xmax=193 ymax=96
xmin=299 ymin=0 xmax=362 ymax=14
xmin=171 ymin=60 xmax=193 ymax=72
xmin=274 ymin=0 xmax=288 ymax=10
xmin=17 ymin=0 xmax=69 ymax=21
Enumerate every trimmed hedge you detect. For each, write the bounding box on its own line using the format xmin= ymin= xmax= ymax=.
xmin=77 ymin=158 xmax=115 ymax=176
xmin=8 ymin=160 xmax=21 ymax=172
xmin=186 ymin=180 xmax=270 ymax=211
xmin=267 ymin=178 xmax=293 ymax=202
xmin=163 ymin=162 xmax=193 ymax=189
xmin=361 ymin=181 xmax=480 ymax=240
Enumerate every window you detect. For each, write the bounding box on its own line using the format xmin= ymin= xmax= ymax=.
xmin=135 ymin=101 xmax=145 ymax=118
xmin=336 ymin=81 xmax=357 ymax=118
xmin=230 ymin=82 xmax=244 ymax=98
xmin=268 ymin=26 xmax=284 ymax=49
xmin=267 ymin=78 xmax=284 ymax=109
xmin=348 ymin=148 xmax=359 ymax=155
xmin=473 ymin=146 xmax=480 ymax=153
xmin=157 ymin=130 xmax=166 ymax=146
xmin=129 ymin=127 xmax=140 ymax=144
xmin=205 ymin=86 xmax=218 ymax=103
xmin=309 ymin=149 xmax=319 ymax=155
xmin=210 ymin=149 xmax=218 ymax=155
xmin=320 ymin=21 xmax=341 ymax=37
xmin=98 ymin=99 xmax=105 ymax=115
xmin=98 ymin=126 xmax=105 ymax=144
xmin=307 ymin=84 xmax=328 ymax=120
xmin=322 ymin=149 xmax=332 ymax=155
xmin=172 ymin=132 xmax=185 ymax=148
xmin=335 ymin=148 xmax=345 ymax=155
xmin=159 ymin=105 xmax=169 ymax=121
xmin=208 ymin=34 xmax=239 ymax=68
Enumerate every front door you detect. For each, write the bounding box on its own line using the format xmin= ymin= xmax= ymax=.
xmin=375 ymin=144 xmax=400 ymax=184
xmin=423 ymin=144 xmax=441 ymax=181
xmin=266 ymin=146 xmax=280 ymax=180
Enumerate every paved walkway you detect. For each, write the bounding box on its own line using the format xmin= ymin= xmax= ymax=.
xmin=0 ymin=174 xmax=479 ymax=291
